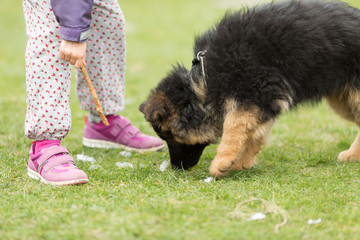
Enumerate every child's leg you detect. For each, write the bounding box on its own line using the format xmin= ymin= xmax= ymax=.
xmin=76 ymin=0 xmax=126 ymax=115
xmin=23 ymin=0 xmax=88 ymax=185
xmin=78 ymin=0 xmax=164 ymax=152
xmin=23 ymin=0 xmax=72 ymax=140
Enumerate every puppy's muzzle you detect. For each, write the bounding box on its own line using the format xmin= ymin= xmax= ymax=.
xmin=167 ymin=141 xmax=208 ymax=170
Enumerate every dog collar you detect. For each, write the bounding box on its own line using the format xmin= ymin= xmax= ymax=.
xmin=192 ymin=50 xmax=207 ymax=85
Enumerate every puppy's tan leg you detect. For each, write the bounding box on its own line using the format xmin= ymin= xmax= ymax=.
xmin=338 ymin=131 xmax=360 ymax=161
xmin=230 ymin=136 xmax=264 ymax=171
xmin=231 ymin=120 xmax=273 ymax=171
xmin=209 ymin=107 xmax=260 ymax=177
xmin=327 ymin=87 xmax=360 ymax=161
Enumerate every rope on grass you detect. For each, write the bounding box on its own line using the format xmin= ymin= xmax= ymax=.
xmin=229 ymin=197 xmax=288 ymax=233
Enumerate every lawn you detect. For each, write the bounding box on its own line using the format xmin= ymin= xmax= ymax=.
xmin=1 ymin=0 xmax=360 ymax=239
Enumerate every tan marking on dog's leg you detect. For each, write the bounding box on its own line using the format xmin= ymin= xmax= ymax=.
xmin=209 ymin=107 xmax=259 ymax=177
xmin=348 ymin=88 xmax=360 ymax=120
xmin=231 ymin=120 xmax=273 ymax=171
xmin=327 ymin=87 xmax=360 ymax=161
xmin=338 ymin=131 xmax=360 ymax=162
xmin=230 ymin=138 xmax=262 ymax=171
xmin=326 ymin=89 xmax=354 ymax=122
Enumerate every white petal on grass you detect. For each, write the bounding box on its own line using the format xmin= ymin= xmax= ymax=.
xmin=76 ymin=154 xmax=96 ymax=163
xmin=230 ymin=198 xmax=287 ymax=233
xmin=204 ymin=177 xmax=214 ymax=183
xmin=120 ymin=151 xmax=132 ymax=157
xmin=160 ymin=160 xmax=170 ymax=172
xmin=116 ymin=162 xmax=134 ymax=168
xmin=307 ymin=218 xmax=322 ymax=225
xmin=248 ymin=212 xmax=267 ymax=221
xmin=89 ymin=164 xmax=102 ymax=170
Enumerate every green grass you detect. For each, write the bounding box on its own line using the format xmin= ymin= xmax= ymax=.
xmin=1 ymin=0 xmax=360 ymax=239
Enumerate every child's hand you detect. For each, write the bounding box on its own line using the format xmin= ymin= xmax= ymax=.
xmin=59 ymin=40 xmax=87 ymax=68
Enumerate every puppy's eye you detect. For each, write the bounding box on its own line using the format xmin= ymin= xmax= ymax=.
xmin=160 ymin=131 xmax=173 ymax=140
xmin=153 ymin=125 xmax=173 ymax=140
xmin=153 ymin=126 xmax=163 ymax=135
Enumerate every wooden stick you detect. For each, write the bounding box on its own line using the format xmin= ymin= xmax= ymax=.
xmin=80 ymin=66 xmax=109 ymax=126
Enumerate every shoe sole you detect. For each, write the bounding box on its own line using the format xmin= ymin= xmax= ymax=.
xmin=82 ymin=137 xmax=165 ymax=153
xmin=27 ymin=168 xmax=89 ymax=186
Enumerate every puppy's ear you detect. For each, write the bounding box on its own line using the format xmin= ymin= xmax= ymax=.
xmin=139 ymin=91 xmax=172 ymax=125
xmin=146 ymin=103 xmax=168 ymax=124
xmin=139 ymin=102 xmax=146 ymax=114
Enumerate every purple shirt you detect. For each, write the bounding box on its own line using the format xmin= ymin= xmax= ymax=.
xmin=51 ymin=0 xmax=94 ymax=42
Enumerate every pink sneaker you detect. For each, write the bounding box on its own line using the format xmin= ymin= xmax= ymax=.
xmin=27 ymin=145 xmax=89 ymax=185
xmin=83 ymin=115 xmax=165 ymax=152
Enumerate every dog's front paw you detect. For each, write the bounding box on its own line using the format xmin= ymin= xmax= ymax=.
xmin=209 ymin=157 xmax=233 ymax=178
xmin=231 ymin=159 xmax=255 ymax=171
xmin=338 ymin=149 xmax=360 ymax=162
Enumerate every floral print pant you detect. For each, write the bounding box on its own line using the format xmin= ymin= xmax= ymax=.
xmin=23 ymin=0 xmax=126 ymax=140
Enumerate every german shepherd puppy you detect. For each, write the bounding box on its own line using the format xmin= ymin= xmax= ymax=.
xmin=140 ymin=0 xmax=360 ymax=177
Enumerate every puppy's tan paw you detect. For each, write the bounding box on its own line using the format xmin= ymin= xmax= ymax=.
xmin=338 ymin=150 xmax=360 ymax=162
xmin=231 ymin=159 xmax=255 ymax=171
xmin=209 ymin=158 xmax=233 ymax=178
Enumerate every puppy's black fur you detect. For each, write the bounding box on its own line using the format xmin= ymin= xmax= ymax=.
xmin=140 ymin=0 xmax=360 ymax=176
